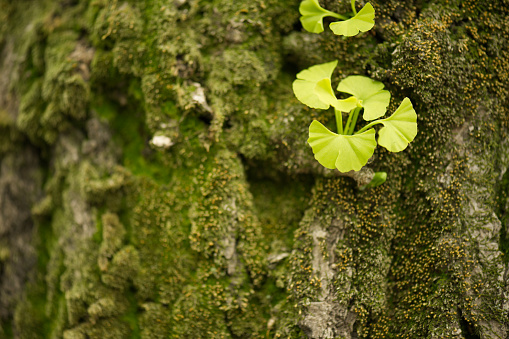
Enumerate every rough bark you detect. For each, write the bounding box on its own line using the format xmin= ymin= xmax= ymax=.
xmin=1 ymin=0 xmax=509 ymax=338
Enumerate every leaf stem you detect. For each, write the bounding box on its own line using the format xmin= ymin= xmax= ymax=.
xmin=355 ymin=120 xmax=384 ymax=134
xmin=347 ymin=107 xmax=361 ymax=135
xmin=334 ymin=108 xmax=343 ymax=134
xmin=327 ymin=10 xmax=348 ymax=20
xmin=344 ymin=109 xmax=354 ymax=135
xmin=350 ymin=0 xmax=357 ymax=15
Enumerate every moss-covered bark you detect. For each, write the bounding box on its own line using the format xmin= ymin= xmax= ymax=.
xmin=1 ymin=0 xmax=509 ymax=338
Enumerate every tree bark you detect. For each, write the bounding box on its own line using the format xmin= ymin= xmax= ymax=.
xmin=1 ymin=0 xmax=508 ymax=338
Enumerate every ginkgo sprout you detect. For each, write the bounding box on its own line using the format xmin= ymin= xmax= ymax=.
xmin=359 ymin=172 xmax=387 ymax=191
xmin=292 ymin=61 xmax=418 ymax=173
xmin=299 ymin=0 xmax=375 ymax=37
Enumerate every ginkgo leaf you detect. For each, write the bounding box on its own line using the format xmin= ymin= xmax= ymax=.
xmin=308 ymin=120 xmax=376 ymax=172
xmin=359 ymin=171 xmax=387 ymax=190
xmin=377 ymin=98 xmax=417 ymax=152
xmin=337 ymin=75 xmax=390 ymax=120
xmin=315 ymin=79 xmax=358 ymax=112
xmin=293 ymin=60 xmax=338 ymax=109
xmin=299 ymin=0 xmax=344 ymax=33
xmin=329 ymin=3 xmax=375 ymax=37
xmin=314 ymin=78 xmax=337 ymax=106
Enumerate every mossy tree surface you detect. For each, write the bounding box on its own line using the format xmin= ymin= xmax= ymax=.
xmin=0 ymin=0 xmax=508 ymax=338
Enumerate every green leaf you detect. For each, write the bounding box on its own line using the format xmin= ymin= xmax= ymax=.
xmin=292 ymin=60 xmax=338 ymax=109
xmin=377 ymin=98 xmax=417 ymax=152
xmin=329 ymin=3 xmax=375 ymax=37
xmin=315 ymin=79 xmax=358 ymax=112
xmin=359 ymin=172 xmax=387 ymax=190
xmin=308 ymin=120 xmax=376 ymax=172
xmin=299 ymin=0 xmax=343 ymax=33
xmin=314 ymin=78 xmax=337 ymax=106
xmin=337 ymin=75 xmax=390 ymax=120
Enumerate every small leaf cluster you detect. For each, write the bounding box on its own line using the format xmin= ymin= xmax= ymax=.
xmin=293 ymin=61 xmax=418 ymax=173
xmin=299 ymin=0 xmax=375 ymax=36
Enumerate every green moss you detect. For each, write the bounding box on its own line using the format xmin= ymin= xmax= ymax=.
xmin=63 ymin=318 xmax=131 ymax=339
xmin=15 ymin=21 xmax=91 ymax=145
xmin=97 ymin=212 xmax=126 ymax=268
xmin=121 ymin=291 xmax=141 ymax=339
xmin=0 ymin=109 xmax=22 ymax=154
xmin=88 ymin=295 xmax=128 ymax=321
xmin=12 ymin=210 xmax=62 ymax=339
xmin=80 ymin=163 xmax=131 ymax=210
xmin=92 ymin=2 xmax=143 ymax=43
xmin=246 ymin=163 xmax=314 ymax=247
xmin=170 ymin=284 xmax=231 ymax=338
xmin=138 ymin=303 xmax=170 ymax=339
xmin=17 ymin=79 xmax=51 ymax=144
xmin=48 ymin=296 xmax=67 ymax=339
xmin=101 ymin=245 xmax=140 ymax=290
xmin=127 ymin=178 xmax=192 ymax=303
xmin=90 ymin=50 xmax=120 ymax=85
xmin=5 ymin=0 xmax=509 ymax=337
xmin=189 ymin=148 xmax=267 ymax=283
xmin=91 ymin=93 xmax=174 ymax=183
xmin=13 ymin=288 xmax=49 ymax=339
xmin=496 ymin=170 xmax=509 ymax=263
xmin=91 ymin=2 xmax=144 ymax=76
xmin=0 ymin=320 xmax=13 ymax=339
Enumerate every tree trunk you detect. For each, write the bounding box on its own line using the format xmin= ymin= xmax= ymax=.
xmin=1 ymin=0 xmax=508 ymax=338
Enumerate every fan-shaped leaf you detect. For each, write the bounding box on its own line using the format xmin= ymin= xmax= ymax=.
xmin=315 ymin=79 xmax=358 ymax=112
xmin=337 ymin=75 xmax=390 ymax=120
xmin=292 ymin=60 xmax=338 ymax=109
xmin=377 ymin=98 xmax=417 ymax=152
xmin=299 ymin=0 xmax=343 ymax=33
xmin=308 ymin=120 xmax=376 ymax=172
xmin=329 ymin=3 xmax=375 ymax=37
xmin=297 ymin=60 xmax=338 ymax=82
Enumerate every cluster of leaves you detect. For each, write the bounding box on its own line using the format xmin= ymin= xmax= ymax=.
xmin=299 ymin=0 xmax=375 ymax=36
xmin=295 ymin=1 xmax=418 ymax=177
xmin=293 ymin=60 xmax=417 ymax=173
